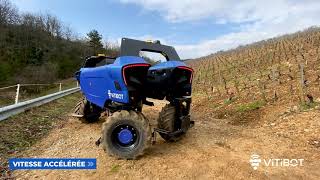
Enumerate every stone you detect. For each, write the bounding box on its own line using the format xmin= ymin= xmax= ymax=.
xmin=292 ymin=106 xmax=299 ymax=112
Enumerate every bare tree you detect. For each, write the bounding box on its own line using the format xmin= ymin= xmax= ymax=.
xmin=0 ymin=0 xmax=19 ymax=25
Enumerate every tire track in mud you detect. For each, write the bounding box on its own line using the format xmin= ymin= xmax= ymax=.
xmin=13 ymin=100 xmax=320 ymax=180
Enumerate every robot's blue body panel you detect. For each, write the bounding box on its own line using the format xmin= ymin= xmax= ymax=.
xmin=79 ymin=56 xmax=149 ymax=108
xmin=79 ymin=57 xmax=190 ymax=108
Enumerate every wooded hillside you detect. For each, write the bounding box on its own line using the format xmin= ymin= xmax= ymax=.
xmin=0 ymin=0 xmax=118 ymax=86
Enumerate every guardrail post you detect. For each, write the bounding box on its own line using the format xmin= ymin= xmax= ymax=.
xmin=76 ymin=81 xmax=79 ymax=87
xmin=15 ymin=84 xmax=20 ymax=104
xmin=59 ymin=83 xmax=62 ymax=92
xmin=0 ymin=87 xmax=80 ymax=121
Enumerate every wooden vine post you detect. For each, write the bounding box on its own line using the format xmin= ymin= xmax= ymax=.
xmin=299 ymin=63 xmax=306 ymax=105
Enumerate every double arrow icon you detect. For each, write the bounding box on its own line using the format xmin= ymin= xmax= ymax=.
xmin=87 ymin=161 xmax=95 ymax=167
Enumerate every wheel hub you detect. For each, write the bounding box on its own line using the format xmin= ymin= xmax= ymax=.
xmin=118 ymin=129 xmax=133 ymax=144
xmin=112 ymin=124 xmax=138 ymax=148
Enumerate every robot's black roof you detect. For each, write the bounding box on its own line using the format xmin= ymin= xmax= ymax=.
xmin=120 ymin=38 xmax=181 ymax=61
xmin=83 ymin=55 xmax=115 ymax=68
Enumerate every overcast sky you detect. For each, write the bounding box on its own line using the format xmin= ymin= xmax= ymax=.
xmin=11 ymin=0 xmax=320 ymax=59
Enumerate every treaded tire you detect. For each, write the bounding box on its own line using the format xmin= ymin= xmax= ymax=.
xmin=157 ymin=104 xmax=185 ymax=142
xmin=101 ymin=110 xmax=151 ymax=159
xmin=74 ymin=98 xmax=101 ymax=123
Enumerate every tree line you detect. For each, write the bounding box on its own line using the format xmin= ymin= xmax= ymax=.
xmin=0 ymin=0 xmax=119 ymax=86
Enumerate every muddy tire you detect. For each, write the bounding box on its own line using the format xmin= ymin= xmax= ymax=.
xmin=101 ymin=110 xmax=151 ymax=159
xmin=157 ymin=104 xmax=185 ymax=142
xmin=74 ymin=98 xmax=101 ymax=123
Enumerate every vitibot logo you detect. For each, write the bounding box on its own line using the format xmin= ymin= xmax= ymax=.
xmin=107 ymin=90 xmax=124 ymax=100
xmin=249 ymin=154 xmax=261 ymax=170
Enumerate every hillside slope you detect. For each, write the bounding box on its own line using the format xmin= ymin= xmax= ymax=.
xmin=189 ymin=27 xmax=320 ymax=108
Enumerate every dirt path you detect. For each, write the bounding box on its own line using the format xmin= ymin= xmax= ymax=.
xmin=13 ymin=100 xmax=320 ymax=180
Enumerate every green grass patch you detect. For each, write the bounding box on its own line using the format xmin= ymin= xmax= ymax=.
xmin=0 ymin=97 xmax=14 ymax=107
xmin=236 ymin=101 xmax=265 ymax=112
xmin=110 ymin=164 xmax=121 ymax=172
xmin=224 ymin=97 xmax=237 ymax=105
xmin=300 ymin=101 xmax=319 ymax=111
xmin=209 ymin=102 xmax=220 ymax=109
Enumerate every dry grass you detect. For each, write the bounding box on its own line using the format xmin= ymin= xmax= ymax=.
xmin=0 ymin=92 xmax=81 ymax=178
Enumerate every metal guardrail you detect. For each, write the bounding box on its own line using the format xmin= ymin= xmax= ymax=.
xmin=0 ymin=82 xmax=79 ymax=105
xmin=0 ymin=87 xmax=80 ymax=121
